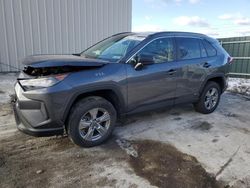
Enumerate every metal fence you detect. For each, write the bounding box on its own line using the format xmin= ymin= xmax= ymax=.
xmin=219 ymin=36 xmax=250 ymax=78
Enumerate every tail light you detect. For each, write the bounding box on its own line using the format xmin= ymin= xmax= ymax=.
xmin=227 ymin=57 xmax=233 ymax=64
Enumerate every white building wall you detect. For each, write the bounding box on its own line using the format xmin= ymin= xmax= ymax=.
xmin=0 ymin=0 xmax=132 ymax=72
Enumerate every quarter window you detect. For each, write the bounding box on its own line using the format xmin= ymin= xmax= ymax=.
xmin=203 ymin=40 xmax=217 ymax=57
xmin=136 ymin=38 xmax=174 ymax=64
xmin=177 ymin=38 xmax=201 ymax=60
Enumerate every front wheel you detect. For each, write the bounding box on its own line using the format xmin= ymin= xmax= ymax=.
xmin=67 ymin=96 xmax=117 ymax=147
xmin=194 ymin=81 xmax=221 ymax=114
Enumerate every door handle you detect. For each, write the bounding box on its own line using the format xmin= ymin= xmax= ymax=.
xmin=167 ymin=69 xmax=177 ymax=75
xmin=203 ymin=62 xmax=211 ymax=68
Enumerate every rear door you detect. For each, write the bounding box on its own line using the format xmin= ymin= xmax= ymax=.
xmin=125 ymin=37 xmax=179 ymax=111
xmin=174 ymin=37 xmax=209 ymax=103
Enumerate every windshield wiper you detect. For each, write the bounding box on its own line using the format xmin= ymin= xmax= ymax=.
xmin=72 ymin=53 xmax=81 ymax=56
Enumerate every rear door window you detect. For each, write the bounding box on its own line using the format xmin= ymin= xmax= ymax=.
xmin=199 ymin=40 xmax=207 ymax=58
xmin=202 ymin=40 xmax=217 ymax=57
xmin=176 ymin=38 xmax=201 ymax=60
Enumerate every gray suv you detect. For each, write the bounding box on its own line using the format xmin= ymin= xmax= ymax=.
xmin=13 ymin=32 xmax=232 ymax=147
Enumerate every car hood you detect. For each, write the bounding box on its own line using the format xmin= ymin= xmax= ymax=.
xmin=22 ymin=54 xmax=109 ymax=68
xmin=21 ymin=55 xmax=110 ymax=77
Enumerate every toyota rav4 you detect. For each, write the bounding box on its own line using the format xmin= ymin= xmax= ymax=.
xmin=13 ymin=32 xmax=232 ymax=147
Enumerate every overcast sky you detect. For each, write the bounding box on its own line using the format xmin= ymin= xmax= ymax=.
xmin=132 ymin=0 xmax=250 ymax=38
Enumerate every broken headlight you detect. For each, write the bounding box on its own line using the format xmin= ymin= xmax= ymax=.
xmin=19 ymin=74 xmax=67 ymax=90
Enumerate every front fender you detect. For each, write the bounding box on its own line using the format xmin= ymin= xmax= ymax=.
xmin=61 ymin=83 xmax=127 ymax=123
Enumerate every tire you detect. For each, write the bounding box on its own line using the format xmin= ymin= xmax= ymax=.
xmin=67 ymin=96 xmax=117 ymax=147
xmin=194 ymin=81 xmax=221 ymax=114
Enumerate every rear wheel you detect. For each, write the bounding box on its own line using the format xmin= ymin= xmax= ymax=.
xmin=194 ymin=81 xmax=221 ymax=114
xmin=67 ymin=96 xmax=117 ymax=147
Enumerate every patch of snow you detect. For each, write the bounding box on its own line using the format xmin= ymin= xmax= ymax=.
xmin=116 ymin=139 xmax=138 ymax=158
xmin=0 ymin=73 xmax=18 ymax=104
xmin=227 ymin=78 xmax=250 ymax=96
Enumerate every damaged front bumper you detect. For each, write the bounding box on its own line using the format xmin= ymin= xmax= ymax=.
xmin=13 ymin=82 xmax=64 ymax=136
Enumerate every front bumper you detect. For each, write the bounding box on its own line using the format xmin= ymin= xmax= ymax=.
xmin=13 ymin=82 xmax=64 ymax=137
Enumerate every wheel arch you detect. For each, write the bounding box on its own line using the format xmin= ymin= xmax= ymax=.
xmin=200 ymin=74 xmax=227 ymax=95
xmin=63 ymin=88 xmax=126 ymax=126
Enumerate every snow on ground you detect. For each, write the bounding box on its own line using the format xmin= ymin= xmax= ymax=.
xmin=0 ymin=73 xmax=18 ymax=104
xmin=228 ymin=77 xmax=250 ymax=96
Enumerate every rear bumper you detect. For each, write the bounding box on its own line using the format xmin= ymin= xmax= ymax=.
xmin=13 ymin=83 xmax=64 ymax=137
xmin=222 ymin=75 xmax=229 ymax=93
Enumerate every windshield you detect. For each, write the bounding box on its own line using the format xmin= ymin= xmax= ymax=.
xmin=81 ymin=34 xmax=145 ymax=62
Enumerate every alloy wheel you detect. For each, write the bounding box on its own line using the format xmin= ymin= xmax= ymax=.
xmin=78 ymin=108 xmax=111 ymax=141
xmin=204 ymin=88 xmax=219 ymax=110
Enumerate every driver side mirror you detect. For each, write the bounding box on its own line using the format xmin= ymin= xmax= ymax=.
xmin=134 ymin=54 xmax=154 ymax=70
xmin=138 ymin=54 xmax=154 ymax=65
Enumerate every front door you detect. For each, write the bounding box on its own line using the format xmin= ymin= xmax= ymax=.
xmin=126 ymin=37 xmax=179 ymax=112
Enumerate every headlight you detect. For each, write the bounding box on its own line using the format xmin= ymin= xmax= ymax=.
xmin=19 ymin=74 xmax=67 ymax=90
